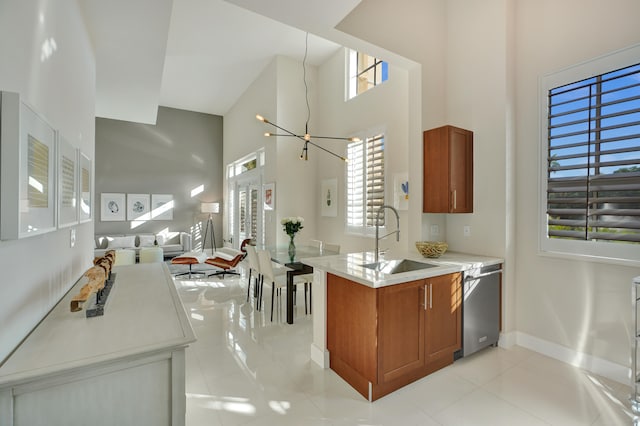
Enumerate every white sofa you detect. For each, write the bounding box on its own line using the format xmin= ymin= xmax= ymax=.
xmin=94 ymin=232 xmax=192 ymax=259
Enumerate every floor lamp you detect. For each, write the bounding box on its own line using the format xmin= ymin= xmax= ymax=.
xmin=201 ymin=202 xmax=219 ymax=255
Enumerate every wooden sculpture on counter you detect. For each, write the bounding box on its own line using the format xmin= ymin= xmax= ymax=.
xmin=70 ymin=250 xmax=116 ymax=312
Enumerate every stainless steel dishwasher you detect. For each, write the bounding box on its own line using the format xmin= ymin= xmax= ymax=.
xmin=461 ymin=263 xmax=502 ymax=357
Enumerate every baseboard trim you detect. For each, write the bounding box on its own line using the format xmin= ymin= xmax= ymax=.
xmin=499 ymin=331 xmax=629 ymax=385
xmin=310 ymin=343 xmax=330 ymax=369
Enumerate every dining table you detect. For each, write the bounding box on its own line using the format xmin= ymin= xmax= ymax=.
xmin=264 ymin=244 xmax=338 ymax=324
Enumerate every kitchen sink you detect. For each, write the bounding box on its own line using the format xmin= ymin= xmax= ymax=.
xmin=360 ymin=259 xmax=439 ymax=274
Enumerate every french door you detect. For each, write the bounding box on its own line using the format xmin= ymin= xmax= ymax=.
xmin=237 ymin=182 xmax=260 ymax=245
xmin=228 ymin=176 xmax=263 ymax=248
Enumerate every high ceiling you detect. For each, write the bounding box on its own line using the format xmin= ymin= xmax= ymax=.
xmin=81 ymin=0 xmax=362 ymax=124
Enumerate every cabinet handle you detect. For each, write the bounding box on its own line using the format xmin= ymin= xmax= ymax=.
xmin=453 ymin=190 xmax=457 ymax=211
xmin=429 ymin=283 xmax=433 ymax=309
xmin=423 ymin=284 xmax=427 ymax=310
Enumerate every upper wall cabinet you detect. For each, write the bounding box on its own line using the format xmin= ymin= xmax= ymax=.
xmin=423 ymin=125 xmax=473 ymax=213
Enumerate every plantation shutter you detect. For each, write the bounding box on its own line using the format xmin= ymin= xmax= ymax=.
xmin=547 ymin=63 xmax=640 ymax=243
xmin=347 ymin=134 xmax=385 ymax=229
xmin=366 ymin=135 xmax=385 ymax=227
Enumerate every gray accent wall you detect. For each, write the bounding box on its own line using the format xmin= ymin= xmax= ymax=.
xmin=95 ymin=106 xmax=223 ymax=249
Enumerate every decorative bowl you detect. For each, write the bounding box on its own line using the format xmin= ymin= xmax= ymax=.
xmin=415 ymin=241 xmax=448 ymax=258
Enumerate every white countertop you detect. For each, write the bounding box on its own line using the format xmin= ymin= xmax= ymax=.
xmin=301 ymin=250 xmax=503 ymax=288
xmin=0 ymin=263 xmax=196 ymax=387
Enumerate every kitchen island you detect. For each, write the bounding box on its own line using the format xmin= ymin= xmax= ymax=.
xmin=302 ymin=250 xmax=503 ymax=401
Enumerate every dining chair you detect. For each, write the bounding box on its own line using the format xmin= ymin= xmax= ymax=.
xmin=309 ymin=239 xmax=323 ymax=249
xmin=245 ymin=245 xmax=261 ymax=305
xmin=257 ymin=249 xmax=295 ymax=321
xmin=323 ymin=243 xmax=341 ymax=253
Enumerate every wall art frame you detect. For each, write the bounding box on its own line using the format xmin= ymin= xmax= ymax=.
xmin=101 ymin=193 xmax=126 ymax=221
xmin=320 ymin=178 xmax=338 ymax=217
xmin=151 ymin=194 xmax=174 ymax=220
xmin=393 ymin=172 xmax=409 ymax=211
xmin=127 ymin=193 xmax=150 ymax=221
xmin=78 ymin=151 xmax=92 ymax=223
xmin=263 ymin=183 xmax=275 ymax=211
xmin=57 ymin=133 xmax=78 ymax=228
xmin=0 ymin=91 xmax=57 ymax=239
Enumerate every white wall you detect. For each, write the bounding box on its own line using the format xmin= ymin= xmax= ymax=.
xmin=336 ymin=0 xmax=447 ymax=251
xmin=223 ymin=56 xmax=319 ymax=246
xmin=0 ymin=0 xmax=95 ymax=362
xmin=314 ymin=48 xmax=410 ymax=254
xmin=514 ymin=0 xmax=640 ymax=371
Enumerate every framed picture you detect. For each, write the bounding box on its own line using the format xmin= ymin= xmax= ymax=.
xmin=393 ymin=173 xmax=409 ymax=211
xmin=0 ymin=92 xmax=57 ymax=239
xmin=101 ymin=193 xmax=125 ymax=221
xmin=127 ymin=193 xmax=150 ymax=221
xmin=57 ymin=133 xmax=78 ymax=228
xmin=263 ymin=183 xmax=275 ymax=211
xmin=151 ymin=194 xmax=174 ymax=220
xmin=78 ymin=152 xmax=92 ymax=223
xmin=321 ymin=178 xmax=338 ymax=217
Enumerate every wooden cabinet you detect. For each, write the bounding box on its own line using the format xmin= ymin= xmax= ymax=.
xmin=327 ymin=272 xmax=462 ymax=401
xmin=423 ymin=125 xmax=473 ymax=213
xmin=425 ymin=274 xmax=462 ymax=363
xmin=378 ymin=280 xmax=425 ymax=383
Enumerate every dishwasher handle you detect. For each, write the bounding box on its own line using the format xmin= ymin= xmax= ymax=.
xmin=464 ymin=268 xmax=502 ymax=281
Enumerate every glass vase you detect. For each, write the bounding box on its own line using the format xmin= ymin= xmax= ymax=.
xmin=288 ymin=235 xmax=296 ymax=260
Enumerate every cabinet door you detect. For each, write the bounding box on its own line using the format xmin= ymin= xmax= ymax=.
xmin=425 ymin=273 xmax=462 ymax=364
xmin=378 ymin=280 xmax=426 ymax=383
xmin=423 ymin=125 xmax=473 ymax=213
xmin=423 ymin=126 xmax=450 ymax=212
xmin=449 ymin=127 xmax=473 ymax=213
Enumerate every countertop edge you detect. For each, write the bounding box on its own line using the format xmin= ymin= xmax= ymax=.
xmin=301 ymin=251 xmax=504 ymax=288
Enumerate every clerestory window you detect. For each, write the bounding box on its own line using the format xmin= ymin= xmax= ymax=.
xmin=348 ymin=49 xmax=388 ymax=99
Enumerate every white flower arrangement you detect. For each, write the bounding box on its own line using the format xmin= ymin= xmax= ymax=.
xmin=281 ymin=216 xmax=304 ymax=237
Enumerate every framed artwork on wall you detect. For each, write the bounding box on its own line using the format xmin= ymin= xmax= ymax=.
xmin=320 ymin=178 xmax=338 ymax=217
xmin=78 ymin=152 xmax=92 ymax=223
xmin=151 ymin=194 xmax=174 ymax=220
xmin=127 ymin=193 xmax=150 ymax=221
xmin=100 ymin=193 xmax=125 ymax=221
xmin=0 ymin=91 xmax=57 ymax=239
xmin=263 ymin=183 xmax=275 ymax=211
xmin=57 ymin=133 xmax=78 ymax=228
xmin=393 ymin=173 xmax=409 ymax=211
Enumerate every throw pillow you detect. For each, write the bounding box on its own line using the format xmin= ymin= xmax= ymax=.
xmin=155 ymin=234 xmax=166 ymax=246
xmin=138 ymin=234 xmax=156 ymax=247
xmin=107 ymin=235 xmax=136 ymax=249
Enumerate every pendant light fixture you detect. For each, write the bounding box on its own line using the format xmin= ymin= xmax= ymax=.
xmin=256 ymin=33 xmax=360 ymax=162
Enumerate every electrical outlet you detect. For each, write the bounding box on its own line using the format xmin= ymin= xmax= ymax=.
xmin=70 ymin=228 xmax=76 ymax=248
xmin=430 ymin=224 xmax=440 ymax=236
xmin=463 ymin=225 xmax=471 ymax=237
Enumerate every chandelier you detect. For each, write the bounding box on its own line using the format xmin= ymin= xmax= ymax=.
xmin=256 ymin=33 xmax=359 ymax=162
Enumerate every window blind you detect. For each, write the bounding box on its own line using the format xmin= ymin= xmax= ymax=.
xmin=347 ymin=134 xmax=385 ymax=230
xmin=547 ymin=63 xmax=640 ymax=244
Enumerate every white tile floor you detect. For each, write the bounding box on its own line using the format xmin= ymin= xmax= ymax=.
xmin=174 ymin=268 xmax=635 ymax=426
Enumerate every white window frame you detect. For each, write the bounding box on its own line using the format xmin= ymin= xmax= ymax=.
xmin=346 ymin=132 xmax=386 ymax=237
xmin=538 ymin=44 xmax=640 ymax=266
xmin=347 ymin=49 xmax=389 ymax=100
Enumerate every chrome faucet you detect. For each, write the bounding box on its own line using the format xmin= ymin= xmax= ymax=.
xmin=375 ymin=205 xmax=400 ymax=263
